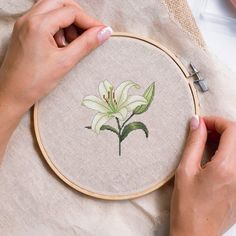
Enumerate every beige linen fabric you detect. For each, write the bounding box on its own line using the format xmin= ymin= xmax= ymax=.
xmin=37 ymin=36 xmax=195 ymax=197
xmin=0 ymin=0 xmax=236 ymax=236
xmin=164 ymin=0 xmax=205 ymax=48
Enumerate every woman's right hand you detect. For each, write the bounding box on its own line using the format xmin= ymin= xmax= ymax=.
xmin=170 ymin=116 xmax=236 ymax=236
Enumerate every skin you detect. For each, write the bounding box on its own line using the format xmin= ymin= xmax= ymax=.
xmin=170 ymin=117 xmax=236 ymax=236
xmin=170 ymin=4 xmax=236 ymax=234
xmin=231 ymin=0 xmax=236 ymax=8
xmin=0 ymin=0 xmax=111 ymax=159
xmin=0 ymin=1 xmax=236 ymax=235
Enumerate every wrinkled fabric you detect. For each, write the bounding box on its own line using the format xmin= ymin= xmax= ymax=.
xmin=0 ymin=0 xmax=236 ymax=236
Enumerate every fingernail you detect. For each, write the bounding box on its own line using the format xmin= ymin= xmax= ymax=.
xmin=62 ymin=36 xmax=68 ymax=47
xmin=97 ymin=26 xmax=113 ymax=44
xmin=190 ymin=115 xmax=200 ymax=130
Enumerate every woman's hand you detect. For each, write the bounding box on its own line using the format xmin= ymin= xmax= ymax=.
xmin=0 ymin=0 xmax=112 ymax=161
xmin=0 ymin=0 xmax=112 ymax=115
xmin=170 ymin=116 xmax=236 ymax=236
xmin=231 ymin=0 xmax=236 ymax=8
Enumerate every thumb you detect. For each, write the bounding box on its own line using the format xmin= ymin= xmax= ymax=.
xmin=62 ymin=25 xmax=113 ymax=67
xmin=179 ymin=115 xmax=208 ymax=173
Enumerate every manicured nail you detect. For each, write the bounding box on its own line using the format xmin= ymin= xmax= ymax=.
xmin=190 ymin=115 xmax=200 ymax=130
xmin=97 ymin=26 xmax=113 ymax=44
xmin=61 ymin=36 xmax=68 ymax=47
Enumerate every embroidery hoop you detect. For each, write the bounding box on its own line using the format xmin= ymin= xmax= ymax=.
xmin=33 ymin=32 xmax=200 ymax=200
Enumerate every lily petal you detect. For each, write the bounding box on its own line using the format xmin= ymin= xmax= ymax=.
xmin=115 ymin=81 xmax=140 ymax=106
xmin=82 ymin=95 xmax=110 ymax=113
xmin=123 ymin=95 xmax=147 ymax=111
xmin=91 ymin=113 xmax=111 ymax=134
xmin=112 ymin=107 xmax=128 ymax=120
xmin=99 ymin=80 xmax=113 ymax=99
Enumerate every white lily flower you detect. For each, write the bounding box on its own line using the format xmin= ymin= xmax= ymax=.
xmin=82 ymin=80 xmax=148 ymax=134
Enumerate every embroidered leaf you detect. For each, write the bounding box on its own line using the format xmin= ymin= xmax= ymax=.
xmin=133 ymin=82 xmax=155 ymax=115
xmin=120 ymin=122 xmax=149 ymax=142
xmin=86 ymin=125 xmax=119 ymax=135
xmin=83 ymin=80 xmax=156 ymax=156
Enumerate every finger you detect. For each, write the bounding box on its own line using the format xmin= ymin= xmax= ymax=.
xmin=204 ymin=116 xmax=236 ymax=159
xmin=41 ymin=6 xmax=103 ymax=36
xmin=61 ymin=26 xmax=112 ymax=68
xmin=204 ymin=116 xmax=236 ymax=162
xmin=29 ymin=0 xmax=83 ymax=16
xmin=203 ymin=116 xmax=232 ymax=134
xmin=54 ymin=29 xmax=67 ymax=47
xmin=211 ymin=127 xmax=236 ymax=162
xmin=179 ymin=116 xmax=208 ymax=172
xmin=64 ymin=24 xmax=79 ymax=43
xmin=231 ymin=0 xmax=236 ymax=8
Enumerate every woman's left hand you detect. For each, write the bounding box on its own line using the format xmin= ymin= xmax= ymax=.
xmin=0 ymin=0 xmax=112 ymax=115
xmin=0 ymin=0 xmax=112 ymax=161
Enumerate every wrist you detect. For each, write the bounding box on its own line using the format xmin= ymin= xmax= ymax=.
xmin=0 ymin=72 xmax=30 ymax=117
xmin=0 ymin=91 xmax=25 ymax=161
xmin=0 ymin=91 xmax=27 ymax=120
xmin=170 ymin=221 xmax=219 ymax=236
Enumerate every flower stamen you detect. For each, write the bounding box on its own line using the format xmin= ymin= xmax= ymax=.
xmin=113 ymin=92 xmax=117 ymax=105
xmin=103 ymin=94 xmax=109 ymax=104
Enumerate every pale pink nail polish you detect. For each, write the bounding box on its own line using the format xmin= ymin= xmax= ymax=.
xmin=190 ymin=115 xmax=200 ymax=130
xmin=62 ymin=36 xmax=68 ymax=47
xmin=97 ymin=26 xmax=113 ymax=44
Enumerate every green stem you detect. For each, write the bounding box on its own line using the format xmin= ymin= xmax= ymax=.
xmin=118 ymin=139 xmax=121 ymax=156
xmin=115 ymin=118 xmax=122 ymax=156
xmin=121 ymin=112 xmax=135 ymax=129
xmin=115 ymin=112 xmax=136 ymax=156
xmin=116 ymin=117 xmax=121 ymax=130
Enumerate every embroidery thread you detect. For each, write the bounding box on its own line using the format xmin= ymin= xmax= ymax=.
xmin=82 ymin=80 xmax=155 ymax=156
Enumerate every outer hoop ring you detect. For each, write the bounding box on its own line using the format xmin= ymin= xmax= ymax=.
xmin=33 ymin=32 xmax=200 ymax=200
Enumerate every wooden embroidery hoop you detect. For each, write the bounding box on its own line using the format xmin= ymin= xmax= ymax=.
xmin=33 ymin=32 xmax=200 ymax=201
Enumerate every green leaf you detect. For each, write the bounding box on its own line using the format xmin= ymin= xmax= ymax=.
xmin=133 ymin=82 xmax=155 ymax=114
xmin=85 ymin=125 xmax=119 ymax=135
xmin=120 ymin=122 xmax=149 ymax=142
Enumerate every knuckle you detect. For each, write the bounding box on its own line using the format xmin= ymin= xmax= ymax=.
xmin=67 ymin=5 xmax=78 ymax=14
xmin=175 ymin=165 xmax=188 ymax=179
xmin=57 ymin=55 xmax=73 ymax=71
xmin=175 ymin=166 xmax=187 ymax=187
xmin=215 ymin=160 xmax=232 ymax=178
xmin=25 ymin=15 xmax=43 ymax=33
xmin=223 ymin=120 xmax=236 ymax=133
xmin=175 ymin=162 xmax=197 ymax=180
xmin=14 ymin=16 xmax=25 ymax=30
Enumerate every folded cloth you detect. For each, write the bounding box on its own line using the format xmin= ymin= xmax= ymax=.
xmin=0 ymin=0 xmax=235 ymax=236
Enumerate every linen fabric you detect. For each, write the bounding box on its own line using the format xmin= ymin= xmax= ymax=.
xmin=0 ymin=0 xmax=236 ymax=235
xmin=37 ymin=36 xmax=195 ymax=197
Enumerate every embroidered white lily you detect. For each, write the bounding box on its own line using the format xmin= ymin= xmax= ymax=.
xmin=82 ymin=80 xmax=148 ymax=134
xmin=82 ymin=80 xmax=156 ymax=156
